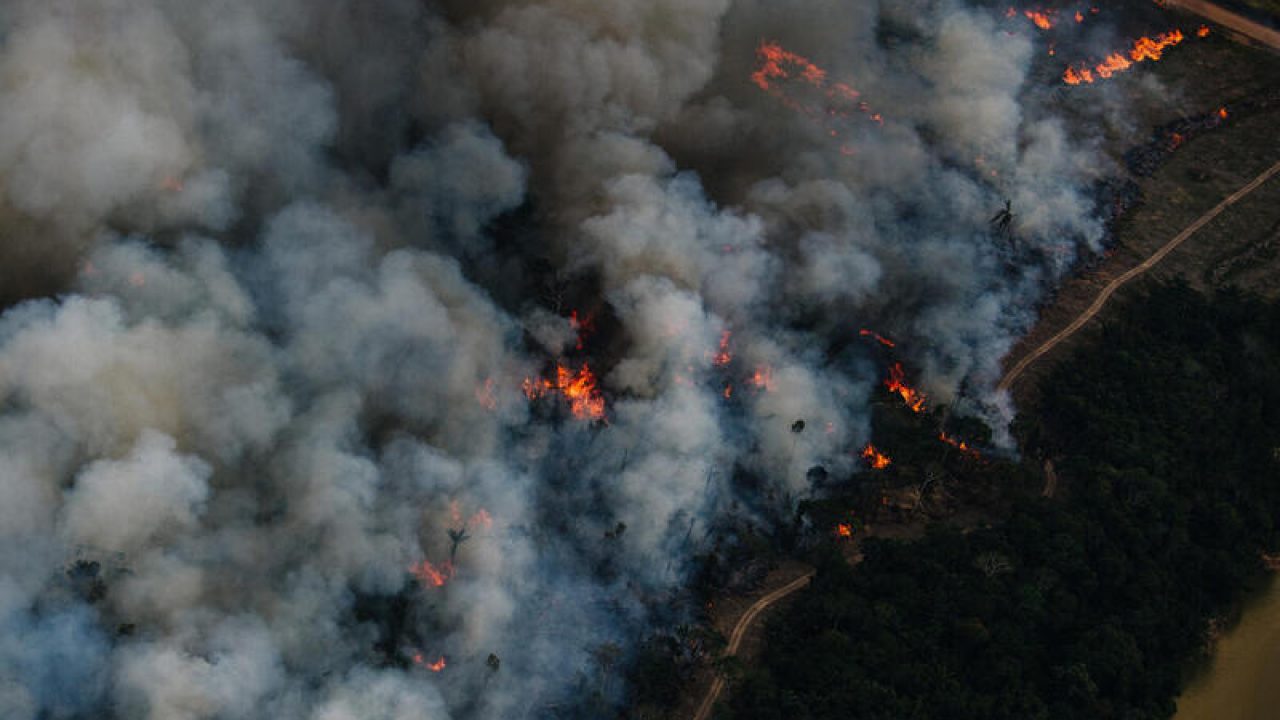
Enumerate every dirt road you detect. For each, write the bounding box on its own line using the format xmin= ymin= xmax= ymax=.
xmin=999 ymin=158 xmax=1280 ymax=392
xmin=1165 ymin=0 xmax=1280 ymax=52
xmin=692 ymin=571 xmax=815 ymax=720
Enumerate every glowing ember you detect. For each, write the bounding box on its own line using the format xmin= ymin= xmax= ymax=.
xmin=410 ymin=559 xmax=454 ymax=588
xmin=835 ymin=522 xmax=855 ymax=538
xmin=711 ymin=330 xmax=732 ymax=367
xmin=1197 ymin=25 xmax=1210 ymax=38
xmin=413 ymin=653 xmax=447 ymax=672
xmin=1075 ymin=11 xmax=1084 ymax=23
xmin=861 ymin=443 xmax=892 ymax=469
xmin=883 ymin=363 xmax=926 ymax=413
xmin=1217 ymin=106 xmax=1228 ymax=120
xmin=568 ymin=310 xmax=594 ymax=351
xmin=1062 ymin=29 xmax=1185 ymax=85
xmin=524 ymin=362 xmax=607 ymax=421
xmin=749 ymin=365 xmax=775 ymax=392
xmin=858 ymin=328 xmax=896 ymax=348
xmin=939 ymin=432 xmax=982 ymax=458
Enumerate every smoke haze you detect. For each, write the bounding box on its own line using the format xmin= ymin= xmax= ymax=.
xmin=0 ymin=1 xmax=1118 ymax=717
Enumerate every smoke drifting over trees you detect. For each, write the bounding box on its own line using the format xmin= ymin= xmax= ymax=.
xmin=0 ymin=1 xmax=1111 ymax=717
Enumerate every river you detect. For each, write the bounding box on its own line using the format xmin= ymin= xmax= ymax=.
xmin=1174 ymin=575 xmax=1280 ymax=720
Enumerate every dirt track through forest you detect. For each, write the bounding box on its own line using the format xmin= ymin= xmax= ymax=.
xmin=999 ymin=158 xmax=1280 ymax=392
xmin=692 ymin=571 xmax=816 ymax=720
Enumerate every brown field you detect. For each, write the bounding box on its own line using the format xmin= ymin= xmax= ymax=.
xmin=1004 ymin=32 xmax=1280 ymax=404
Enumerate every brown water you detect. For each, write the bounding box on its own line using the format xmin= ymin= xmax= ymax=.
xmin=1174 ymin=575 xmax=1280 ymax=720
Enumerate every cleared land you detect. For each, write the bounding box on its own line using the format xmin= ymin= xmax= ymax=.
xmin=1001 ymin=158 xmax=1280 ymax=391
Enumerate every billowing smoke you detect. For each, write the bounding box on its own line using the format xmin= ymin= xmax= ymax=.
xmin=0 ymin=0 xmax=1114 ymax=716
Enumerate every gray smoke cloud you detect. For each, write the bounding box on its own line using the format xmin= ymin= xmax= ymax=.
xmin=0 ymin=0 xmax=1120 ymax=717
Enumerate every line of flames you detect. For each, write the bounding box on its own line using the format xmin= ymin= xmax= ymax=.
xmin=939 ymin=432 xmax=983 ymax=459
xmin=751 ymin=40 xmax=882 ymax=156
xmin=884 ymin=362 xmax=927 ymax=413
xmin=859 ymin=328 xmax=896 ymax=349
xmin=1062 ymin=29 xmax=1187 ymax=85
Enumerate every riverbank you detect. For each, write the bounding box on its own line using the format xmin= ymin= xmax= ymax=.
xmin=1175 ymin=574 xmax=1280 ymax=720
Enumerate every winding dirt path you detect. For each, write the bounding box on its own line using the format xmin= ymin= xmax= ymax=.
xmin=692 ymin=571 xmax=816 ymax=720
xmin=998 ymin=158 xmax=1280 ymax=392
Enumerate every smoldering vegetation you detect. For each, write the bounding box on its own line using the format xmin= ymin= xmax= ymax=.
xmin=0 ymin=1 xmax=1141 ymax=717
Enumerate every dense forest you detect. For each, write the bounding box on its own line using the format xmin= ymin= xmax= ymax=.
xmin=719 ymin=281 xmax=1280 ymax=719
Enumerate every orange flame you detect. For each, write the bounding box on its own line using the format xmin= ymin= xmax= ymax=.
xmin=835 ymin=522 xmax=855 ymax=538
xmin=939 ymin=432 xmax=982 ymax=459
xmin=1024 ymin=9 xmax=1055 ymax=30
xmin=861 ymin=443 xmax=892 ymax=469
xmin=524 ymin=362 xmax=607 ymax=421
xmin=1062 ymin=29 xmax=1185 ymax=85
xmin=749 ymin=365 xmax=775 ymax=392
xmin=413 ymin=653 xmax=446 ymax=672
xmin=711 ymin=330 xmax=732 ymax=367
xmin=410 ymin=559 xmax=454 ymax=588
xmin=858 ymin=328 xmax=896 ymax=348
xmin=1217 ymin=106 xmax=1228 ymax=120
xmin=884 ymin=363 xmax=926 ymax=413
xmin=1075 ymin=11 xmax=1084 ymax=23
xmin=1197 ymin=25 xmax=1210 ymax=38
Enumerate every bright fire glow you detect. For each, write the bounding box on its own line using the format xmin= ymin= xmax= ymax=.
xmin=410 ymin=559 xmax=454 ymax=588
xmin=413 ymin=653 xmax=447 ymax=672
xmin=861 ymin=443 xmax=892 ymax=469
xmin=749 ymin=365 xmax=775 ymax=392
xmin=884 ymin=363 xmax=926 ymax=413
xmin=835 ymin=522 xmax=855 ymax=538
xmin=1197 ymin=25 xmax=1210 ymax=38
xmin=1217 ymin=106 xmax=1228 ymax=120
xmin=1024 ymin=9 xmax=1055 ymax=30
xmin=523 ymin=362 xmax=607 ymax=421
xmin=1062 ymin=29 xmax=1186 ymax=85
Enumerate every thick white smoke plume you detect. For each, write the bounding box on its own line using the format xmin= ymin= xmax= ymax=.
xmin=0 ymin=0 xmax=1112 ymax=717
